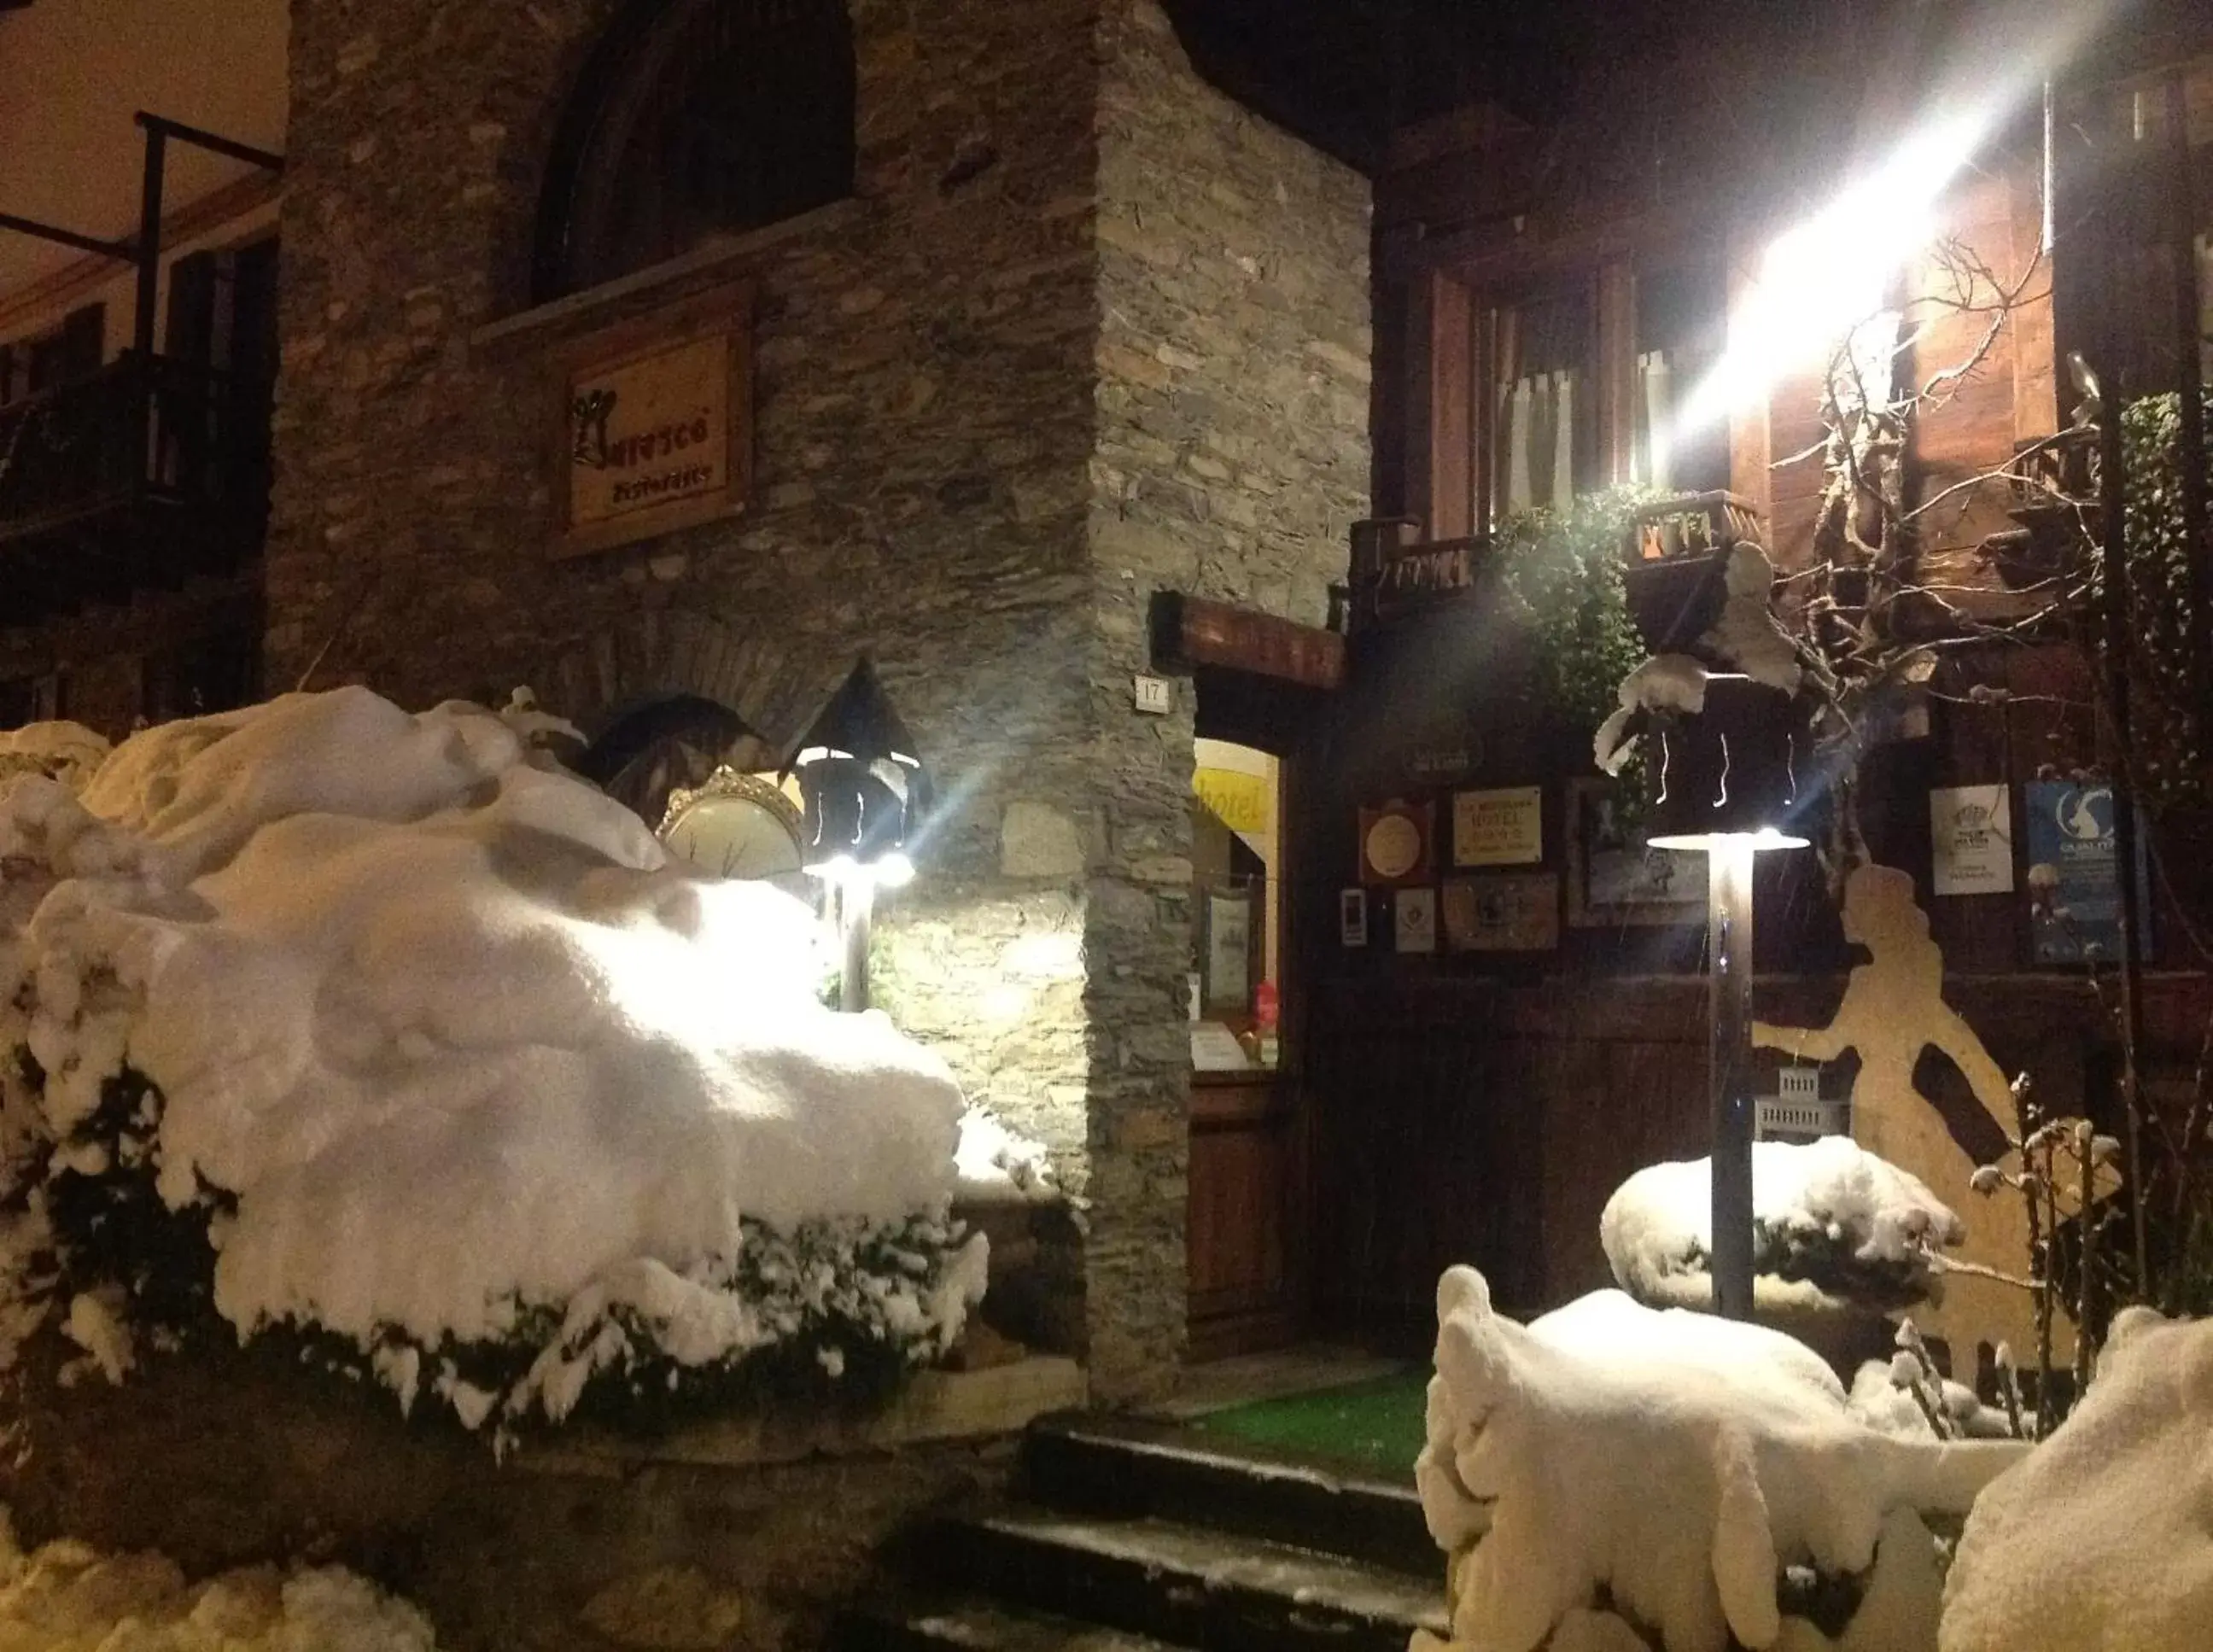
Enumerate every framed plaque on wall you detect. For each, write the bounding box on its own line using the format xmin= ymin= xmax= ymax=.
xmin=551 ymin=282 xmax=755 ymax=558
xmin=1358 ymin=799 xmax=1435 ymax=887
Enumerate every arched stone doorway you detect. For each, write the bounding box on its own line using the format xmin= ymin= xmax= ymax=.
xmin=536 ymin=607 xmax=835 ymax=824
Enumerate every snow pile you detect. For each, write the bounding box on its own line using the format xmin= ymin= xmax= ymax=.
xmin=0 ymin=1509 xmax=439 ymax=1652
xmin=955 ymin=1106 xmax=1060 ymax=1205
xmin=0 ymin=724 xmax=108 ymax=795
xmin=1940 ymin=1307 xmax=2213 ymax=1652
xmin=1845 ymin=1354 xmax=2016 ymax=1443
xmin=0 ymin=687 xmax=985 ymax=1430
xmin=1414 ymin=1266 xmax=2025 ymax=1652
xmin=1601 ymin=1139 xmax=1964 ymax=1315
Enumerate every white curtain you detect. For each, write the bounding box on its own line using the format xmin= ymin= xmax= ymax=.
xmin=2198 ymin=232 xmax=2212 ymax=385
xmin=1637 ymin=349 xmax=1673 ymax=491
xmin=1505 ymin=377 xmax=1535 ymax=513
xmin=1550 ymin=370 xmax=1574 ymax=512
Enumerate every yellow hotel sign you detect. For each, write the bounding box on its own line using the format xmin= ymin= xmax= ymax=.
xmin=552 ymin=283 xmax=753 ymax=558
xmin=1194 ymin=767 xmax=1270 ymax=836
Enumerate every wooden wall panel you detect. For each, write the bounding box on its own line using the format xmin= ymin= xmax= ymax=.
xmin=1423 ymin=270 xmax=1476 ymax=540
xmin=1594 ymin=260 xmax=1639 ymax=487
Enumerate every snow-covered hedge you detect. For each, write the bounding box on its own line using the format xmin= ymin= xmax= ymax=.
xmin=1941 ymin=1306 xmax=2213 ymax=1652
xmin=0 ymin=689 xmax=990 ymax=1438
xmin=1601 ymin=1138 xmax=1963 ymax=1316
xmin=1414 ymin=1267 xmax=2024 ymax=1652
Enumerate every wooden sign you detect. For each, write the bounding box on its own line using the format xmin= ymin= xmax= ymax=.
xmin=1442 ymin=873 xmax=1559 ymax=951
xmin=552 ymin=283 xmax=753 ymax=557
xmin=1366 ymin=537 xmax=1486 ymax=628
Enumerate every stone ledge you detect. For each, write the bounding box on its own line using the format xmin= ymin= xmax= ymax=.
xmin=469 ymin=196 xmax=872 ymax=358
xmin=512 ymin=1355 xmax=1087 ymax=1477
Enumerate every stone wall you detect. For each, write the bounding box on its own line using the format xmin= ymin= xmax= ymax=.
xmin=1079 ymin=1 xmax=1373 ymax=1380
xmin=268 ymin=0 xmax=1369 ymax=1402
xmin=1 ymin=1336 xmax=1019 ymax=1652
xmin=270 ymin=0 xmax=1118 ymax=1367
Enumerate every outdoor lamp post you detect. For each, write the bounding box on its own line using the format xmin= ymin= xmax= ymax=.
xmin=782 ymin=656 xmax=929 ymax=1013
xmin=1645 ymin=674 xmax=1807 ymax=1320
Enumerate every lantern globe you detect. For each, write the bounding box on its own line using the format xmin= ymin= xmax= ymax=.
xmin=1644 ymin=674 xmax=1809 ymax=853
xmin=781 ymin=657 xmax=929 ymax=879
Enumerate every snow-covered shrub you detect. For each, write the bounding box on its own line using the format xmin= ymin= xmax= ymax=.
xmin=1413 ymin=1266 xmax=2025 ymax=1652
xmin=1601 ymin=1138 xmax=1963 ymax=1316
xmin=0 ymin=688 xmax=989 ymax=1437
xmin=0 ymin=1503 xmax=441 ymax=1651
xmin=954 ymin=1105 xmax=1060 ymax=1205
xmin=1940 ymin=1306 xmax=2213 ymax=1652
xmin=0 ymin=723 xmax=108 ymax=795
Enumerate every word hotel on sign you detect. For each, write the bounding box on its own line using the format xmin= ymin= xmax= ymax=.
xmin=605 ymin=417 xmax=712 ymax=470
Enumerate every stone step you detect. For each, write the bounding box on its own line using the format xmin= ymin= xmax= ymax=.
xmin=832 ymin=1591 xmax=1199 ymax=1652
xmin=1019 ymin=1413 xmax=1435 ymax=1578
xmin=915 ymin=1506 xmax=1447 ymax=1652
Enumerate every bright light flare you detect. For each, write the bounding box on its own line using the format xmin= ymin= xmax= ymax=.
xmin=1648 ymin=826 xmax=1810 ymax=854
xmin=804 ymin=850 xmax=914 ymax=890
xmin=1672 ymin=111 xmax=1983 ymax=441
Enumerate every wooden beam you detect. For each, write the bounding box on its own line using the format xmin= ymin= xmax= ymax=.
xmin=1149 ymin=593 xmax=1346 ymax=692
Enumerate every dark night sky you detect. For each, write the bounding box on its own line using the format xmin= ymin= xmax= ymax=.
xmin=1165 ymin=0 xmax=2213 ymax=173
xmin=1162 ymin=0 xmax=1840 ymax=168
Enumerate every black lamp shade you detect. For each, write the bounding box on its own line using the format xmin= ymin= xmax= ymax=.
xmin=1647 ymin=675 xmax=1807 ymax=849
xmin=782 ymin=657 xmax=929 ymax=870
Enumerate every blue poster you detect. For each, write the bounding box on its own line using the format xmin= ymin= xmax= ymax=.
xmin=2023 ymin=780 xmax=2151 ymax=964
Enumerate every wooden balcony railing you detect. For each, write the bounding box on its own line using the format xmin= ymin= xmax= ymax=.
xmin=1623 ymin=490 xmax=1765 ymax=563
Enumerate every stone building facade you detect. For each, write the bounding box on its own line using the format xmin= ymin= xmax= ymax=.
xmin=267 ymin=0 xmax=1370 ymax=1399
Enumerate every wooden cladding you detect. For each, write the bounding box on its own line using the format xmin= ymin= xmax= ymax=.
xmin=1408 ymin=269 xmax=1477 ymax=541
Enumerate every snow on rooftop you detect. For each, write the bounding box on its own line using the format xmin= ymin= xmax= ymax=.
xmin=0 ymin=688 xmax=984 ymax=1423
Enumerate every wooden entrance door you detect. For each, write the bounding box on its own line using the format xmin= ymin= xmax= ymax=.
xmin=1188 ymin=1064 xmax=1304 ymax=1358
xmin=1185 ymin=701 xmax=1308 ymax=1362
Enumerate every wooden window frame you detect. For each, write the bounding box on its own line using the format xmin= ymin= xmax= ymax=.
xmin=1404 ymin=241 xmax=1736 ymax=542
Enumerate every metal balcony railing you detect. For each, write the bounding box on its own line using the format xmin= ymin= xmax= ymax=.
xmin=0 ymin=352 xmax=270 ymax=546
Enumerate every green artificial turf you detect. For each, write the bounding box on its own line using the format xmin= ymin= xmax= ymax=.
xmin=1188 ymin=1367 xmax=1430 ymax=1480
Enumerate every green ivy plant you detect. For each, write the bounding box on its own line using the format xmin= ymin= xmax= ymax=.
xmin=2111 ymin=388 xmax=2212 ymax=818
xmin=1491 ymin=485 xmax=1658 ymax=785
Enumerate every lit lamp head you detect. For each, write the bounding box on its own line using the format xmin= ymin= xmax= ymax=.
xmin=1645 ymin=675 xmax=1808 ymax=855
xmin=781 ymin=657 xmax=929 ymax=890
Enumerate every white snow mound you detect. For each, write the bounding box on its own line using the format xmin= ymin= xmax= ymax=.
xmin=1416 ymin=1265 xmax=2024 ymax=1652
xmin=0 ymin=1507 xmax=440 ymax=1651
xmin=1941 ymin=1306 xmax=2213 ymax=1652
xmin=0 ymin=688 xmax=972 ymax=1370
xmin=955 ymin=1106 xmax=1060 ymax=1205
xmin=1601 ymin=1137 xmax=1962 ymax=1311
xmin=0 ymin=723 xmax=108 ymax=794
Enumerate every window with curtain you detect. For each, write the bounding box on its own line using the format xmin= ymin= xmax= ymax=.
xmin=1474 ymin=259 xmax=1728 ymax=530
xmin=1490 ymin=287 xmax=1594 ymax=519
xmin=1634 ymin=260 xmax=1730 ymax=497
